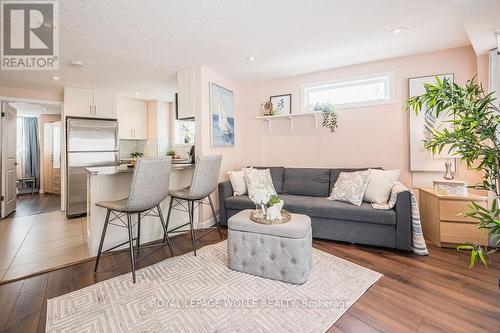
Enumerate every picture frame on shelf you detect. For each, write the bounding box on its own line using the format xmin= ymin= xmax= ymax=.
xmin=210 ymin=82 xmax=235 ymax=147
xmin=270 ymin=94 xmax=291 ymax=115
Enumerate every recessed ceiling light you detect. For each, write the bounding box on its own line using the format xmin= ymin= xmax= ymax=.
xmin=246 ymin=56 xmax=255 ymax=62
xmin=69 ymin=60 xmax=85 ymax=67
xmin=391 ymin=27 xmax=406 ymax=34
xmin=52 ymin=76 xmax=60 ymax=80
xmin=135 ymin=92 xmax=140 ymax=96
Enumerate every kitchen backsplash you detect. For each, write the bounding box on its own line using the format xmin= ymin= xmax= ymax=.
xmin=119 ymin=139 xmax=158 ymax=160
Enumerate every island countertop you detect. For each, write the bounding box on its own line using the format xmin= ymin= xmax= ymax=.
xmin=86 ymin=163 xmax=195 ymax=176
xmin=85 ymin=161 xmax=196 ymax=256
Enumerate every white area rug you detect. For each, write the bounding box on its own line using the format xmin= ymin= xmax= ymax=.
xmin=46 ymin=241 xmax=381 ymax=332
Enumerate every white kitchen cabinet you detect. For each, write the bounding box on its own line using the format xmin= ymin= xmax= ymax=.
xmin=93 ymin=90 xmax=117 ymax=119
xmin=132 ymin=100 xmax=148 ymax=139
xmin=176 ymin=67 xmax=195 ymax=119
xmin=64 ymin=87 xmax=117 ymax=119
xmin=117 ymin=97 xmax=132 ymax=139
xmin=117 ymin=97 xmax=148 ymax=139
xmin=64 ymin=87 xmax=93 ymax=118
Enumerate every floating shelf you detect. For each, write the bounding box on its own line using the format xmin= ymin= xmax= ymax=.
xmin=256 ymin=112 xmax=321 ymax=132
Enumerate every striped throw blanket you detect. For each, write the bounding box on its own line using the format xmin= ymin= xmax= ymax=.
xmin=371 ymin=182 xmax=429 ymax=255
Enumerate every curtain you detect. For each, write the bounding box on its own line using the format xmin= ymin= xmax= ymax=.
xmin=21 ymin=117 xmax=41 ymax=190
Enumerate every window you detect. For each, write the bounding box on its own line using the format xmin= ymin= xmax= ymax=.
xmin=174 ymin=120 xmax=195 ymax=145
xmin=303 ymin=74 xmax=393 ymax=111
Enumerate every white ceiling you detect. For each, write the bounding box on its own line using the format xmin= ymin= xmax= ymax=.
xmin=453 ymin=0 xmax=500 ymax=55
xmin=0 ymin=0 xmax=493 ymax=101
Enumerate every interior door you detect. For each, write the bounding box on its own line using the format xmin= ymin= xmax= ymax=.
xmin=52 ymin=121 xmax=61 ymax=194
xmin=44 ymin=122 xmax=54 ymax=193
xmin=1 ymin=103 xmax=17 ymax=218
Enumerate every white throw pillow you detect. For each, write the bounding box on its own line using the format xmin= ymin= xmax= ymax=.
xmin=244 ymin=168 xmax=277 ymax=205
xmin=328 ymin=170 xmax=370 ymax=206
xmin=363 ymin=169 xmax=400 ymax=204
xmin=227 ymin=169 xmax=248 ymax=196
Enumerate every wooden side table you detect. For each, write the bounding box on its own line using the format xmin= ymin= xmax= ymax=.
xmin=418 ymin=188 xmax=488 ymax=248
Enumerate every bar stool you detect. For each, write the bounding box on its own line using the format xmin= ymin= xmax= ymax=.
xmin=93 ymin=157 xmax=173 ymax=283
xmin=164 ymin=155 xmax=222 ymax=256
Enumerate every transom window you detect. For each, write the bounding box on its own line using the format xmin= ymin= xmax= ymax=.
xmin=303 ymin=74 xmax=393 ymax=111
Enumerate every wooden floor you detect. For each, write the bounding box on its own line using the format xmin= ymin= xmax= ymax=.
xmin=0 ymin=230 xmax=498 ymax=333
xmin=0 ymin=211 xmax=88 ymax=281
xmin=7 ymin=194 xmax=61 ymax=218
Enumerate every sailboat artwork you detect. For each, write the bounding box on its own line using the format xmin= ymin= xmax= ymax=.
xmin=210 ymin=83 xmax=235 ymax=146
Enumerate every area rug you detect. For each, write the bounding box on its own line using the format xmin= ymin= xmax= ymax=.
xmin=46 ymin=241 xmax=381 ymax=332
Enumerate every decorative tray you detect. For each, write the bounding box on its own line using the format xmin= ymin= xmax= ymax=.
xmin=250 ymin=209 xmax=291 ymax=225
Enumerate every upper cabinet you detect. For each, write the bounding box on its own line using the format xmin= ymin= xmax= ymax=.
xmin=176 ymin=67 xmax=195 ymax=119
xmin=64 ymin=87 xmax=117 ymax=119
xmin=117 ymin=97 xmax=148 ymax=140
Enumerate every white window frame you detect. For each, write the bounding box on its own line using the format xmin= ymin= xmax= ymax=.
xmin=172 ymin=118 xmax=195 ymax=147
xmin=301 ymin=72 xmax=395 ymax=112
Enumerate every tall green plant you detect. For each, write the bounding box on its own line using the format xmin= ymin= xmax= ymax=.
xmin=405 ymin=76 xmax=500 ymax=267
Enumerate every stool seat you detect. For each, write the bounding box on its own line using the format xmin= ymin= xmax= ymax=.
xmin=96 ymin=198 xmax=128 ymax=211
xmin=169 ymin=187 xmax=202 ymax=200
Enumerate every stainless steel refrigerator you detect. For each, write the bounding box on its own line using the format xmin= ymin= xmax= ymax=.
xmin=66 ymin=118 xmax=118 ymax=218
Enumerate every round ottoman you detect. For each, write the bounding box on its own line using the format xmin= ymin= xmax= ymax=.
xmin=227 ymin=209 xmax=312 ymax=285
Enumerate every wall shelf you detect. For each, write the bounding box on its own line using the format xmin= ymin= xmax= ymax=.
xmin=256 ymin=112 xmax=321 ymax=132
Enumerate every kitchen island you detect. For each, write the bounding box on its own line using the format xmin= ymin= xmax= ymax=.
xmin=85 ymin=163 xmax=196 ymax=256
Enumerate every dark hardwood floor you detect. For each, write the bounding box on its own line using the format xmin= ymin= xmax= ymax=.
xmin=0 ymin=230 xmax=498 ymax=333
xmin=7 ymin=194 xmax=61 ymax=218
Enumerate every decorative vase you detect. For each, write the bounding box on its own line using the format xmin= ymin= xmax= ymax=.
xmin=266 ymin=200 xmax=284 ymax=221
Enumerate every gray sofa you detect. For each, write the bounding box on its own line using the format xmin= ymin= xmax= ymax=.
xmin=218 ymin=167 xmax=412 ymax=251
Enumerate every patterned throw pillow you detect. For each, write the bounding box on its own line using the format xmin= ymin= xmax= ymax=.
xmin=244 ymin=168 xmax=277 ymax=205
xmin=328 ymin=170 xmax=370 ymax=206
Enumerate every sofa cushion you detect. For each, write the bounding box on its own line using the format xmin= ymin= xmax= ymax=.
xmin=254 ymin=167 xmax=285 ymax=193
xmin=225 ymin=195 xmax=254 ymax=210
xmin=280 ymin=194 xmax=396 ymax=225
xmin=283 ymin=168 xmax=330 ymax=197
xmin=225 ymin=194 xmax=396 ymax=225
xmin=330 ymin=167 xmax=382 ymax=192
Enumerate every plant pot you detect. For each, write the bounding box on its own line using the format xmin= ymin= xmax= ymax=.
xmin=266 ymin=200 xmax=284 ymax=221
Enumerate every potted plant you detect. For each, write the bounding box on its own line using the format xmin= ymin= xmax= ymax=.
xmin=315 ymin=102 xmax=339 ymax=133
xmin=130 ymin=152 xmax=144 ymax=165
xmin=405 ymin=76 xmax=499 ymax=268
xmin=167 ymin=150 xmax=176 ymax=158
xmin=266 ymin=194 xmax=284 ymax=221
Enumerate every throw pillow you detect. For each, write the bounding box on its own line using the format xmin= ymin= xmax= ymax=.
xmin=363 ymin=169 xmax=400 ymax=204
xmin=227 ymin=169 xmax=248 ymax=196
xmin=328 ymin=170 xmax=370 ymax=206
xmin=244 ymin=168 xmax=277 ymax=205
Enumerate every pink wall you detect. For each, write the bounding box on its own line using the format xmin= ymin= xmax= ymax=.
xmin=239 ymin=46 xmax=483 ymax=188
xmin=194 ymin=66 xmax=242 ymax=222
xmin=0 ymin=86 xmax=61 ymax=101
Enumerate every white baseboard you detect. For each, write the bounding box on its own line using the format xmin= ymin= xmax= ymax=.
xmin=197 ymin=215 xmax=218 ymax=229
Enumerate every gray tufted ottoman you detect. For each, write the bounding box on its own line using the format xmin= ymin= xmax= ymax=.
xmin=227 ymin=209 xmax=312 ymax=284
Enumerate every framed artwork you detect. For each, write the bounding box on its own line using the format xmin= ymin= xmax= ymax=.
xmin=270 ymin=94 xmax=291 ymax=115
xmin=210 ymin=83 xmax=235 ymax=147
xmin=408 ymin=74 xmax=457 ymax=172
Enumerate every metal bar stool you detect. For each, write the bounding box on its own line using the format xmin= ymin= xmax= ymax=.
xmin=94 ymin=157 xmax=174 ymax=283
xmin=164 ymin=155 xmax=222 ymax=256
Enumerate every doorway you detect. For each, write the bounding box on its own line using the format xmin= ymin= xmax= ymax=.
xmin=2 ymin=101 xmax=62 ymax=217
